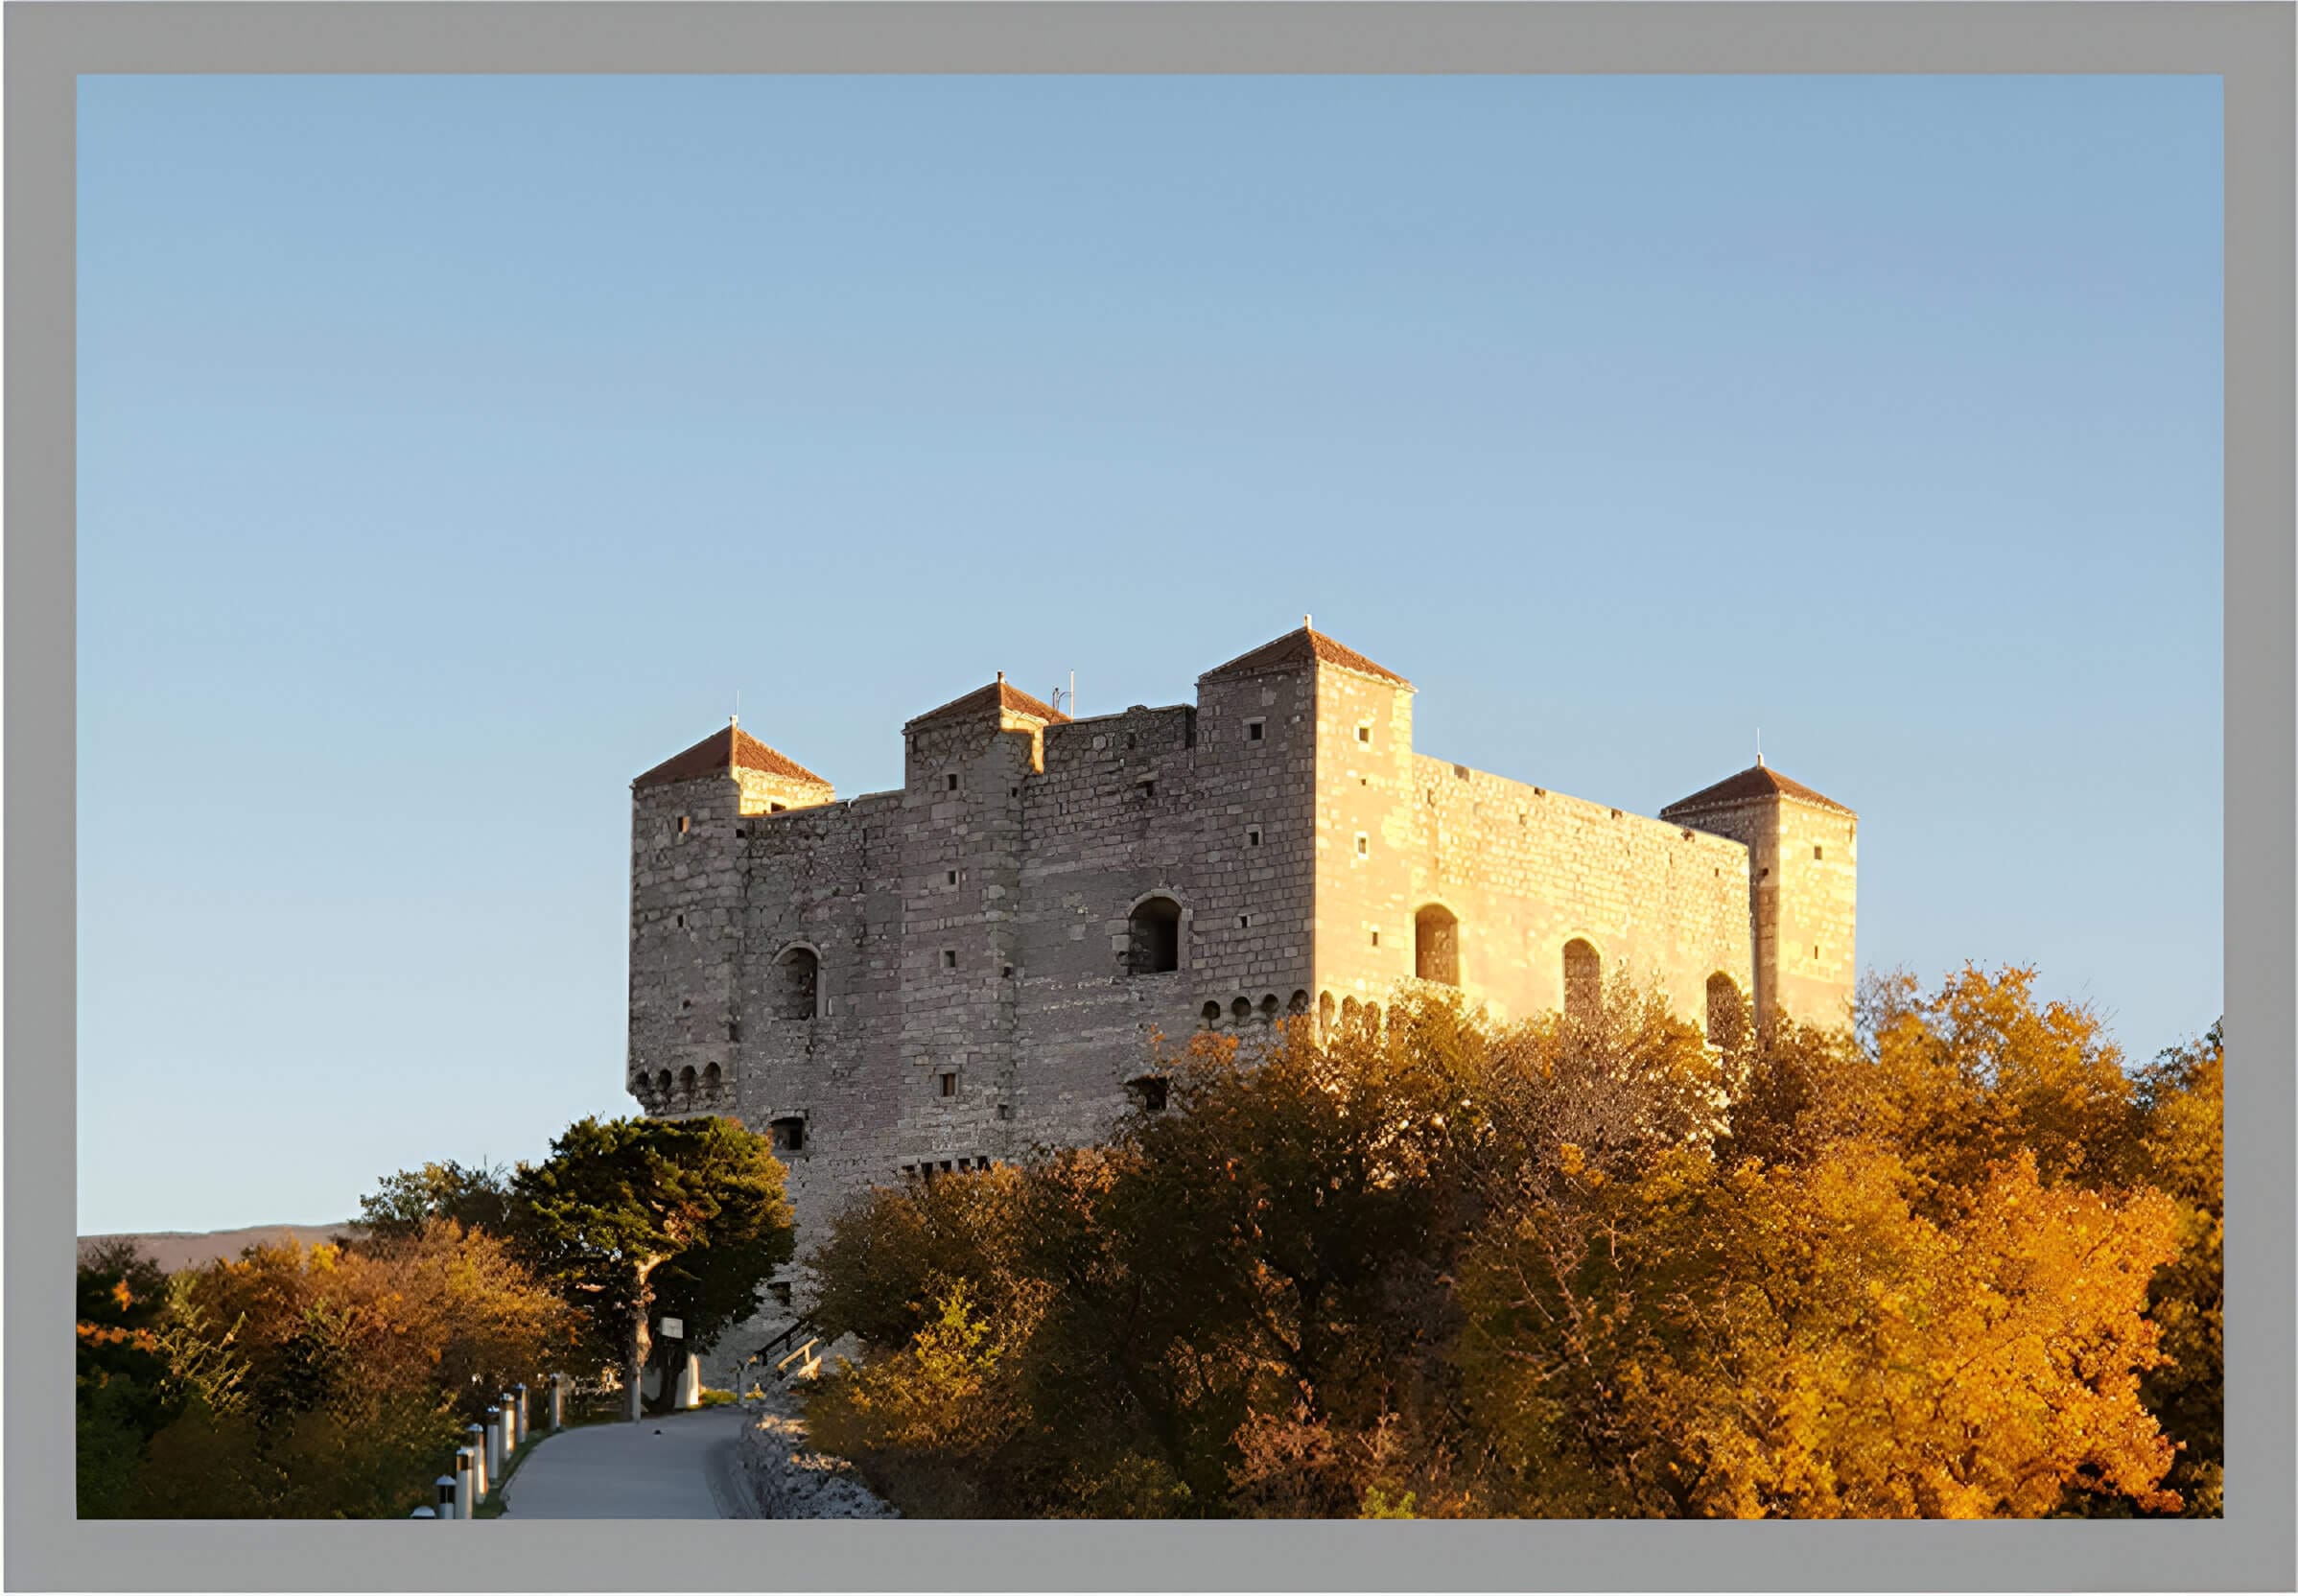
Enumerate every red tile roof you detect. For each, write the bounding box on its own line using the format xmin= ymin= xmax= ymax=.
xmin=1199 ymin=627 xmax=1410 ymax=687
xmin=1661 ymin=762 xmax=1853 ymax=817
xmin=903 ymin=678 xmax=1069 ymax=732
xmin=633 ymin=724 xmax=832 ymax=789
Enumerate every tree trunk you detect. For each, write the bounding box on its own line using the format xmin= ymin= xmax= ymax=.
xmin=624 ymin=1266 xmax=659 ymax=1422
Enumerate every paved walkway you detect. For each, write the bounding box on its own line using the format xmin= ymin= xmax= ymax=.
xmin=497 ymin=1406 xmax=755 ymax=1518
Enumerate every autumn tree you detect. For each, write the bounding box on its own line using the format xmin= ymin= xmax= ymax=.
xmin=106 ymin=1221 xmax=574 ymax=1517
xmin=2129 ymin=1021 xmax=2223 ymax=1515
xmin=804 ymin=968 xmax=2209 ymax=1521
xmin=512 ymin=1115 xmax=793 ymax=1419
xmin=1453 ymin=1144 xmax=2181 ymax=1516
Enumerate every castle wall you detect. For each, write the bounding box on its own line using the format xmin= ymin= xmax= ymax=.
xmin=627 ymin=773 xmax=747 ymax=1118
xmin=1768 ymin=800 xmax=1859 ymax=1029
xmin=1309 ymin=664 xmax=1422 ymax=1017
xmin=1398 ymin=756 xmax=1754 ymax=1028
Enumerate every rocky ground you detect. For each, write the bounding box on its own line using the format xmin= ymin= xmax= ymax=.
xmin=733 ymin=1375 xmax=899 ymax=1519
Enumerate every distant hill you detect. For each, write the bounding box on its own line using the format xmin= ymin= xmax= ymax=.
xmin=79 ymin=1222 xmax=365 ymax=1274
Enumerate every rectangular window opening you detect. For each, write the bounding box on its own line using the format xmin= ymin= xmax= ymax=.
xmin=942 ymin=949 xmax=957 ymax=969
xmin=676 ymin=815 xmax=690 ymax=835
xmin=939 ymin=1071 xmax=958 ymax=1098
xmin=1246 ymin=718 xmax=1265 ymax=742
xmin=946 ymin=773 xmax=959 ymax=791
xmin=1815 ymin=845 xmax=1825 ymax=860
xmin=1356 ymin=725 xmax=1372 ymax=744
xmin=1356 ymin=833 xmax=1369 ymax=857
xmin=1247 ymin=827 xmax=1262 ymax=847
xmin=1371 ymin=929 xmax=1380 ymax=948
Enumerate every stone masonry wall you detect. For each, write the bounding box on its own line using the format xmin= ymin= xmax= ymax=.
xmin=632 ymin=636 xmax=1855 ymax=1386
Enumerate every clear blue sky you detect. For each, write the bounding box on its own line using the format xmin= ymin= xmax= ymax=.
xmin=77 ymin=76 xmax=2222 ymax=1233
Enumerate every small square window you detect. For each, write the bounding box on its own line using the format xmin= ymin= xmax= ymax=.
xmin=947 ymin=870 xmax=959 ymax=886
xmin=1357 ymin=725 xmax=1372 ymax=744
xmin=1247 ymin=827 xmax=1262 ymax=846
xmin=1246 ymin=718 xmax=1265 ymax=742
xmin=946 ymin=773 xmax=959 ymax=791
xmin=1238 ymin=915 xmax=1251 ymax=928
xmin=939 ymin=1071 xmax=958 ymax=1097
xmin=1814 ymin=845 xmax=1824 ymax=860
xmin=1140 ymin=780 xmax=1157 ymax=799
xmin=942 ymin=949 xmax=957 ymax=969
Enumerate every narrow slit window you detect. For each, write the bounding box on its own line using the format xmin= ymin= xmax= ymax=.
xmin=939 ymin=1071 xmax=957 ymax=1098
xmin=942 ymin=949 xmax=957 ymax=969
xmin=1356 ymin=833 xmax=1369 ymax=857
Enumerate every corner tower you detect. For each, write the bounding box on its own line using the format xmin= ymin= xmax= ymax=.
xmin=628 ymin=722 xmax=833 ymax=1116
xmin=1661 ymin=760 xmax=1857 ymax=1032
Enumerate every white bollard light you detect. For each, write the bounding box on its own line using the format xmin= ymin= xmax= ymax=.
xmin=464 ymin=1426 xmax=487 ymax=1501
xmin=410 ymin=1506 xmax=436 ymax=1518
xmin=436 ymin=1475 xmax=457 ymax=1521
xmin=484 ymin=1406 xmax=503 ymax=1482
xmin=550 ymin=1373 xmax=565 ymax=1432
xmin=515 ymin=1383 xmax=529 ymax=1445
xmin=454 ymin=1446 xmax=475 ymax=1515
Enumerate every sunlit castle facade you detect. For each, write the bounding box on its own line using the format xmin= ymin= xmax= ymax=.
xmin=624 ymin=624 xmax=1857 ymax=1293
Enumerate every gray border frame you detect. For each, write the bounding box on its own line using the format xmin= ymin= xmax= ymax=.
xmin=9 ymin=5 xmax=2290 ymax=1590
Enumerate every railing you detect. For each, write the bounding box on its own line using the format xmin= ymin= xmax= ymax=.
xmin=737 ymin=1315 xmax=820 ymax=1409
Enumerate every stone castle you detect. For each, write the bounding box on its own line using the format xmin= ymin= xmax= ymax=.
xmin=625 ymin=623 xmax=1858 ymax=1347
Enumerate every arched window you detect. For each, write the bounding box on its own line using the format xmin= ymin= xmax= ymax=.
xmin=1258 ymin=994 xmax=1280 ymax=1022
xmin=702 ymin=1061 xmax=722 ymax=1103
xmin=1705 ymin=974 xmax=1747 ymax=1050
xmin=1562 ymin=939 xmax=1602 ymax=1022
xmin=776 ymin=948 xmax=820 ymax=1020
xmin=1415 ymin=904 xmax=1461 ymax=986
xmin=654 ymin=1069 xmax=673 ymax=1102
xmin=1289 ymin=990 xmax=1310 ymax=1016
xmin=1201 ymin=1000 xmax=1222 ymax=1029
xmin=677 ymin=1065 xmax=698 ymax=1107
xmin=1319 ymin=991 xmax=1337 ymax=1042
xmin=1231 ymin=997 xmax=1253 ymax=1022
xmin=1128 ymin=897 xmax=1183 ymax=974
